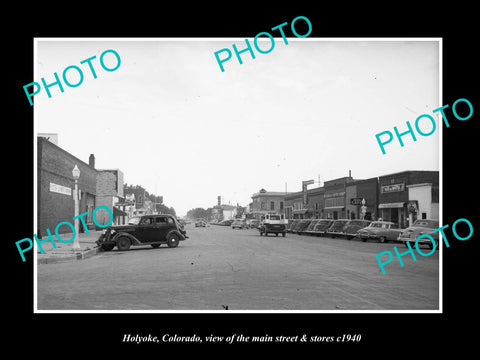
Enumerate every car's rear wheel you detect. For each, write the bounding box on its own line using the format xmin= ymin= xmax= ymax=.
xmin=116 ymin=236 xmax=131 ymax=251
xmin=282 ymin=232 xmax=286 ymax=237
xmin=166 ymin=233 xmax=180 ymax=248
xmin=379 ymin=236 xmax=386 ymax=243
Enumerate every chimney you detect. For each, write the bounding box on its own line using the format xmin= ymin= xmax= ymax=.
xmin=89 ymin=154 xmax=95 ymax=168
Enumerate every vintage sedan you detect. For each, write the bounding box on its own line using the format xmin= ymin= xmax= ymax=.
xmin=342 ymin=219 xmax=372 ymax=240
xmin=97 ymin=214 xmax=188 ymax=251
xmin=292 ymin=219 xmax=312 ymax=235
xmin=326 ymin=219 xmax=350 ymax=238
xmin=195 ymin=220 xmax=206 ymax=227
xmin=231 ymin=219 xmax=247 ymax=229
xmin=356 ymin=221 xmax=402 ymax=243
xmin=304 ymin=219 xmax=321 ymax=235
xmin=398 ymin=219 xmax=440 ymax=249
xmin=286 ymin=220 xmax=300 ymax=233
xmin=310 ymin=219 xmax=335 ymax=237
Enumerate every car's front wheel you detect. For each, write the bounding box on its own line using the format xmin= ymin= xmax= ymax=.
xmin=116 ymin=236 xmax=131 ymax=251
xmin=101 ymin=243 xmax=114 ymax=251
xmin=166 ymin=233 xmax=180 ymax=248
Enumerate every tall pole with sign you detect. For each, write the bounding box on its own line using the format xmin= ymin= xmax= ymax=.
xmin=72 ymin=165 xmax=81 ymax=251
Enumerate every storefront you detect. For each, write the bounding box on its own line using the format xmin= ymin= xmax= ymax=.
xmin=323 ymin=176 xmax=351 ymax=219
xmin=378 ymin=171 xmax=439 ymax=228
xmin=37 ymin=136 xmax=98 ymax=236
xmin=346 ymin=177 xmax=379 ymax=220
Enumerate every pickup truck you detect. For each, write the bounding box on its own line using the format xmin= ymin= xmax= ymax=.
xmin=259 ymin=213 xmax=287 ymax=237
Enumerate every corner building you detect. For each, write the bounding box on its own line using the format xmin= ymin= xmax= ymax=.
xmin=378 ymin=170 xmax=439 ymax=228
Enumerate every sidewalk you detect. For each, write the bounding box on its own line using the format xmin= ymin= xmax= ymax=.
xmin=36 ymin=230 xmax=104 ymax=264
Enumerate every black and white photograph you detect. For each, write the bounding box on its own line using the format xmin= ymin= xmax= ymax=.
xmin=33 ymin=38 xmax=441 ymax=312
xmin=7 ymin=5 xmax=478 ymax=354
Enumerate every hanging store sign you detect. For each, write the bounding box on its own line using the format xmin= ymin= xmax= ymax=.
xmin=381 ymin=183 xmax=405 ymax=193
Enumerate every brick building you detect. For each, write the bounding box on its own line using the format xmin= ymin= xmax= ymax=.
xmin=345 ymin=177 xmax=379 ymax=220
xmin=251 ymin=189 xmax=289 ymax=220
xmin=378 ymin=170 xmax=439 ymax=227
xmin=37 ymin=136 xmax=97 ymax=236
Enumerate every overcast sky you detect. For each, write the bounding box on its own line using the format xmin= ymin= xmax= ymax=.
xmin=35 ymin=39 xmax=440 ymax=216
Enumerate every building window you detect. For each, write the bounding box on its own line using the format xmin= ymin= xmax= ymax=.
xmin=260 ymin=202 xmax=265 ymax=210
xmin=280 ymin=201 xmax=284 ymax=210
xmin=325 ymin=197 xmax=343 ymax=207
xmin=270 ymin=201 xmax=275 ymax=211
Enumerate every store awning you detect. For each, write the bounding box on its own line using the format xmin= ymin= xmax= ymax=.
xmin=324 ymin=206 xmax=345 ymax=210
xmin=379 ymin=202 xmax=405 ymax=209
xmin=113 ymin=206 xmax=128 ymax=217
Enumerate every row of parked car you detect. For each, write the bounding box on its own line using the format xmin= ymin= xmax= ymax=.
xmin=286 ymin=218 xmax=440 ymax=249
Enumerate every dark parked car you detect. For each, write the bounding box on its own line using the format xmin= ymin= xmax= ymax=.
xmin=343 ymin=219 xmax=372 ymax=239
xmin=326 ymin=219 xmax=350 ymax=238
xmin=96 ymin=214 xmax=187 ymax=251
xmin=286 ymin=220 xmax=299 ymax=233
xmin=292 ymin=219 xmax=312 ymax=235
xmin=304 ymin=219 xmax=321 ymax=235
xmin=310 ymin=219 xmax=334 ymax=236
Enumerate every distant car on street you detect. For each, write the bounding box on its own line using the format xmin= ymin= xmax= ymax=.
xmin=218 ymin=219 xmax=233 ymax=226
xmin=246 ymin=219 xmax=260 ymax=229
xmin=96 ymin=214 xmax=187 ymax=251
xmin=398 ymin=219 xmax=440 ymax=249
xmin=342 ymin=219 xmax=372 ymax=239
xmin=357 ymin=221 xmax=402 ymax=243
xmin=195 ymin=220 xmax=206 ymax=227
xmin=231 ymin=219 xmax=247 ymax=229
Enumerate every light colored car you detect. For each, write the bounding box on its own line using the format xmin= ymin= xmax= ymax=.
xmin=231 ymin=219 xmax=247 ymax=229
xmin=398 ymin=219 xmax=440 ymax=249
xmin=357 ymin=221 xmax=402 ymax=243
xmin=195 ymin=220 xmax=206 ymax=227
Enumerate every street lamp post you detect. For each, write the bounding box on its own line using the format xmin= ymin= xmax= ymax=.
xmin=72 ymin=165 xmax=81 ymax=251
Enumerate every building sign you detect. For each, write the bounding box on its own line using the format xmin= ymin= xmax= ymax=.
xmin=302 ymin=179 xmax=314 ymax=206
xmin=49 ymin=182 xmax=72 ymax=196
xmin=381 ymin=183 xmax=405 ymax=193
xmin=350 ymin=197 xmax=364 ymax=205
xmin=324 ymin=191 xmax=345 ymax=199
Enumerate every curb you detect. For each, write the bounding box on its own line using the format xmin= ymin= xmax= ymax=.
xmin=37 ymin=246 xmax=103 ymax=264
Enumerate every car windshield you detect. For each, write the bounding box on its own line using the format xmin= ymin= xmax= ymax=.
xmin=127 ymin=217 xmax=141 ymax=225
xmin=413 ymin=219 xmax=439 ymax=228
xmin=370 ymin=222 xmax=384 ymax=228
xmin=269 ymin=215 xmax=281 ymax=220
